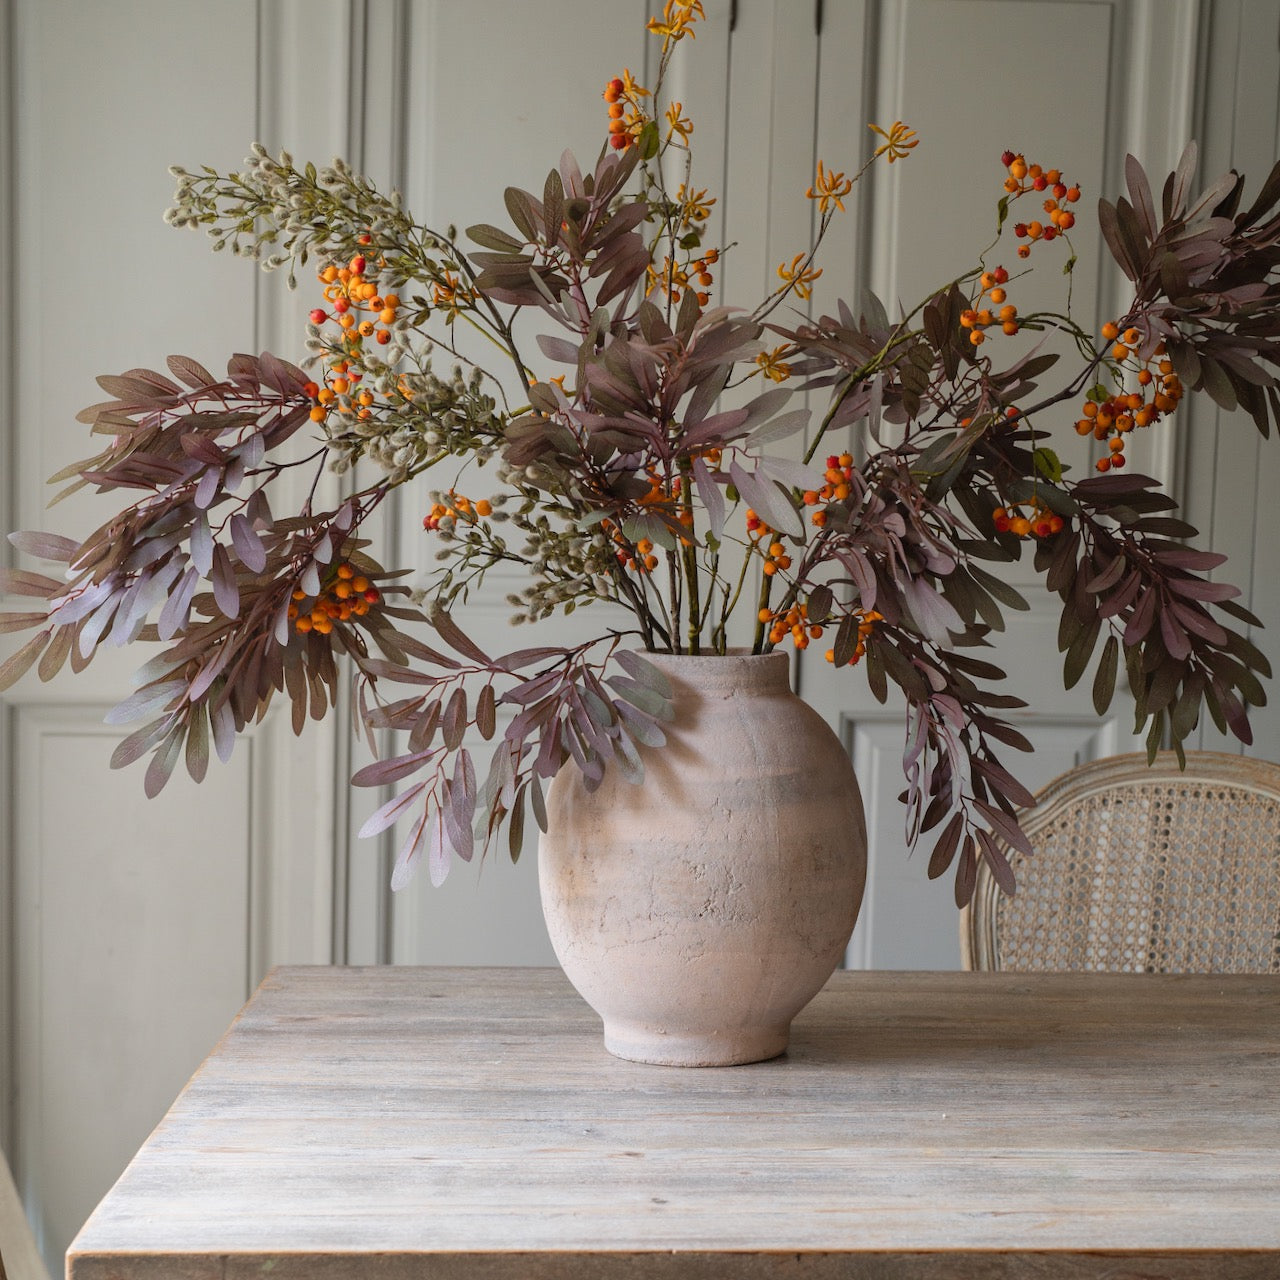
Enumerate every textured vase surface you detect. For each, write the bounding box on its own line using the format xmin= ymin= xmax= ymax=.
xmin=538 ymin=650 xmax=867 ymax=1066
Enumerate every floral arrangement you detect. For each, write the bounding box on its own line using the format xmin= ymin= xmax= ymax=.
xmin=3 ymin=2 xmax=1279 ymax=903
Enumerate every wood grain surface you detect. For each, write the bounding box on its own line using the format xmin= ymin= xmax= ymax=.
xmin=67 ymin=967 xmax=1280 ymax=1279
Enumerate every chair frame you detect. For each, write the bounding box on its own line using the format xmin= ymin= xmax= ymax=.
xmin=960 ymin=749 xmax=1280 ymax=972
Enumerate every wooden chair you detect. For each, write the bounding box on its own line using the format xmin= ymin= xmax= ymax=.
xmin=961 ymin=751 xmax=1280 ymax=973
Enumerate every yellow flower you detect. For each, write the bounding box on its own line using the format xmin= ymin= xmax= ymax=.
xmin=869 ymin=120 xmax=919 ymax=163
xmin=665 ymin=101 xmax=693 ymax=143
xmin=620 ymin=67 xmax=650 ymax=101
xmin=806 ymin=161 xmax=854 ymax=214
xmin=432 ymin=271 xmax=471 ymax=317
xmin=647 ymin=0 xmax=705 ymax=48
xmin=677 ymin=183 xmax=716 ymax=225
xmin=647 ymin=256 xmax=689 ymax=300
xmin=755 ymin=347 xmax=794 ymax=383
xmin=777 ymin=253 xmax=823 ymax=301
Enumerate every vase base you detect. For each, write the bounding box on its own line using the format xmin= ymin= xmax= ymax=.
xmin=602 ymin=1022 xmax=789 ymax=1067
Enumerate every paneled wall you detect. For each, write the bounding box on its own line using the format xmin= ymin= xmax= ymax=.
xmin=1 ymin=2 xmax=1277 ymax=1273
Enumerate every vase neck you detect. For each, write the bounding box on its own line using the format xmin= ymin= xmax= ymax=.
xmin=637 ymin=650 xmax=792 ymax=695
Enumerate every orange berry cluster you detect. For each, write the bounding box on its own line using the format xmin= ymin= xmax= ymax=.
xmin=647 ymin=247 xmax=718 ymax=306
xmin=759 ymin=600 xmax=823 ymax=650
xmin=825 ymin=610 xmax=882 ymax=666
xmin=744 ymin=510 xmax=793 ymax=576
xmin=992 ymin=500 xmax=1064 ymax=539
xmin=602 ymin=522 xmax=660 ymax=574
xmin=1075 ymin=327 xmax=1183 ymax=472
xmin=422 ymin=491 xmax=493 ymax=531
xmin=1001 ymin=152 xmax=1080 ymax=260
xmin=802 ymin=453 xmax=854 ymax=527
xmin=310 ymin=252 xmax=399 ymax=349
xmin=603 ymin=76 xmax=644 ymax=151
xmin=289 ymin=562 xmax=381 ymax=635
xmin=304 ymin=359 xmax=376 ymax=425
xmin=961 ymin=266 xmax=1020 ymax=348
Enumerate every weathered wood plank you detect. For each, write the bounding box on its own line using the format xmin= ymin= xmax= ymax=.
xmin=67 ymin=968 xmax=1280 ymax=1278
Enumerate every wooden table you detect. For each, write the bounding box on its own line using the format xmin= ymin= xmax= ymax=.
xmin=68 ymin=967 xmax=1280 ymax=1279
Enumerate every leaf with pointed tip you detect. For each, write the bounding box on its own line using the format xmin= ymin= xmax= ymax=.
xmin=614 ymin=649 xmax=672 ymax=697
xmin=0 ymin=568 xmax=63 ymax=598
xmin=144 ymin=726 xmax=184 ymax=798
xmin=432 ymin=610 xmax=491 ymax=664
xmin=0 ymin=628 xmax=50 ymax=691
xmin=8 ymin=531 xmax=80 ymax=562
xmin=1092 ymin=634 xmax=1119 ymax=715
xmin=391 ymin=811 xmax=430 ymax=891
xmin=210 ymin=544 xmax=240 ymax=618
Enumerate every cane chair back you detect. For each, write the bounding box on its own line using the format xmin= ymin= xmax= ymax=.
xmin=961 ymin=751 xmax=1280 ymax=973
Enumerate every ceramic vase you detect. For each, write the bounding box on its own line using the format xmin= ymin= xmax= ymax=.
xmin=538 ymin=650 xmax=867 ymax=1066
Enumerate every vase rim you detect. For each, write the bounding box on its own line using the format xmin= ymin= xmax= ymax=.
xmin=633 ymin=647 xmax=791 ymax=691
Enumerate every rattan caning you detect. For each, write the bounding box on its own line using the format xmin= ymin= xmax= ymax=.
xmin=960 ymin=751 xmax=1280 ymax=973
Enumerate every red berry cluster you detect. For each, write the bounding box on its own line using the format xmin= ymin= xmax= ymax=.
xmin=1001 ymin=151 xmax=1080 ymax=260
xmin=992 ymin=500 xmax=1064 ymax=540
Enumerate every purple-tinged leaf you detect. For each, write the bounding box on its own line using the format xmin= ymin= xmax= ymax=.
xmin=615 ymin=698 xmax=666 ymax=748
xmin=1123 ymin=587 xmax=1158 ymax=644
xmin=1149 ymin=546 xmax=1227 ymax=572
xmin=530 ymin=768 xmax=549 ymax=831
xmin=7 ymin=531 xmax=80 ymax=562
xmin=611 ymin=728 xmax=644 ymax=786
xmin=391 ymin=810 xmax=430 ymax=891
xmin=976 ymin=828 xmax=1018 ymax=896
xmin=76 ymin=590 xmax=122 ymax=658
xmin=755 ymin=452 xmax=825 ymax=490
xmin=352 ymin=747 xmax=437 ymax=788
xmin=0 ymin=628 xmax=50 ymax=691
xmin=0 ymin=611 xmax=49 ymax=634
xmin=105 ymin=679 xmax=186 ymax=726
xmin=273 ymin=594 xmax=292 ymax=647
xmin=445 ymin=751 xmax=476 ymax=862
xmin=492 ymin=646 xmax=565 ymax=672
xmin=158 ymin=566 xmax=200 ymax=640
xmin=230 ymin=514 xmax=267 ymax=573
xmin=194 ymin=466 xmax=221 ymax=510
xmin=507 ymin=786 xmax=527 ymax=862
xmin=728 ymin=460 xmax=802 ymax=538
xmin=185 ymin=705 xmax=210 ymax=783
xmin=442 ymin=686 xmax=468 ymax=750
xmin=189 ymin=513 xmax=214 ymax=576
xmin=605 ymin=674 xmax=676 ymax=720
xmin=144 ymin=727 xmax=184 ymax=798
xmin=691 ymin=453 xmax=725 ymax=541
xmin=210 ymin=698 xmax=236 ymax=764
xmin=188 ymin=648 xmax=232 ymax=702
xmin=614 ymin=648 xmax=673 ymax=697
xmin=408 ymin=701 xmax=442 ymax=754
xmin=902 ymin=577 xmax=964 ymax=644
xmin=927 ymin=811 xmax=965 ymax=880
xmin=166 ymin=354 xmax=216 ymax=389
xmin=110 ymin=714 xmax=175 ymax=769
xmin=973 ymin=798 xmax=1034 ymax=858
xmin=1125 ymin=153 xmax=1158 ymax=240
xmin=953 ymin=837 xmax=979 ymax=908
xmin=431 ymin=609 xmax=492 ymax=664
xmin=1092 ymin=634 xmax=1120 ymax=715
xmin=426 ymin=813 xmax=450 ymax=888
xmin=1158 ymin=608 xmax=1192 ymax=660
xmin=210 ymin=544 xmax=240 ymax=618
xmin=300 ymin=560 xmax=321 ymax=597
xmin=0 ymin=568 xmax=63 ymax=598
xmin=359 ymin=781 xmax=429 ymax=839
xmin=476 ymin=683 xmax=497 ymax=740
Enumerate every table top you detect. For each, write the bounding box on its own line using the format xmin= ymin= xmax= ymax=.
xmin=68 ymin=966 xmax=1280 ymax=1279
